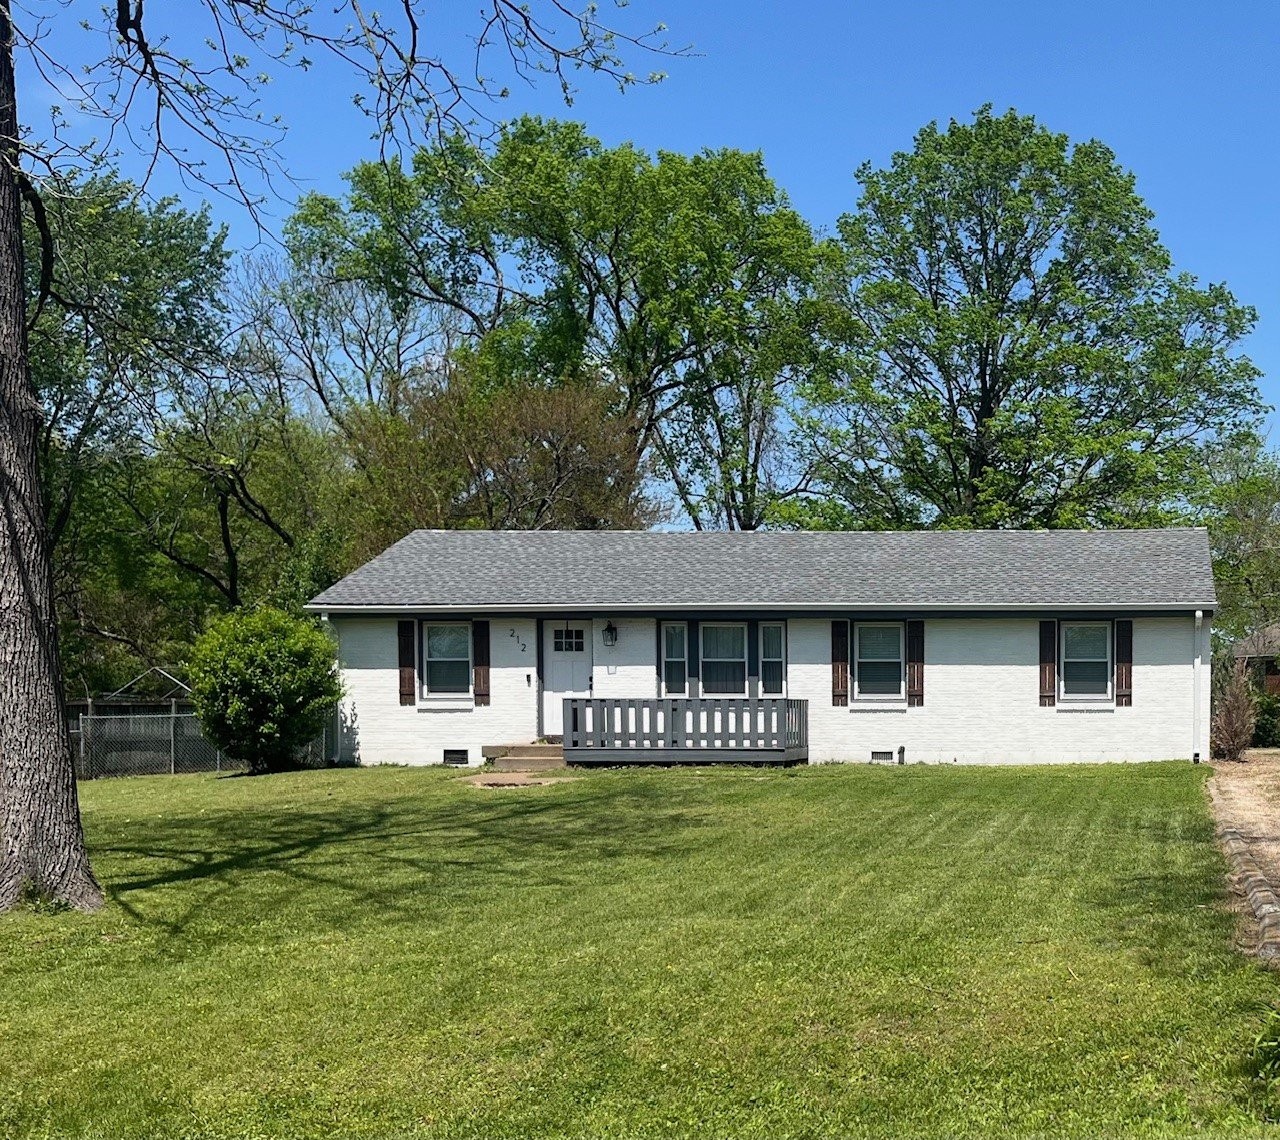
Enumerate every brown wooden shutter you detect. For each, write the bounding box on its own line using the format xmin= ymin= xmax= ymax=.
xmin=1039 ymin=620 xmax=1057 ymax=707
xmin=832 ymin=620 xmax=849 ymax=706
xmin=472 ymin=620 xmax=491 ymax=706
xmin=906 ymin=620 xmax=925 ymax=707
xmin=1114 ymin=619 xmax=1133 ymax=707
xmin=397 ymin=620 xmax=416 ymax=706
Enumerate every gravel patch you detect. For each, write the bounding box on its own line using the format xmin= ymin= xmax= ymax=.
xmin=1209 ymin=752 xmax=1280 ymax=962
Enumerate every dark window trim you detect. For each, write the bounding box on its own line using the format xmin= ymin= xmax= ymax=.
xmin=660 ymin=620 xmax=689 ymax=696
xmin=699 ymin=621 xmax=749 ymax=697
xmin=759 ymin=620 xmax=787 ymax=696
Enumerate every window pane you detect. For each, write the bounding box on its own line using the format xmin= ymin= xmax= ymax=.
xmin=427 ymin=625 xmax=469 ymax=660
xmin=761 ymin=660 xmax=784 ymax=694
xmin=1064 ymin=624 xmax=1108 ymax=660
xmin=554 ymin=629 xmax=584 ymax=652
xmin=858 ymin=625 xmax=901 ymax=660
xmin=761 ymin=625 xmax=783 ymax=659
xmin=664 ymin=625 xmax=686 ymax=658
xmin=426 ymin=660 xmax=470 ymax=693
xmin=703 ymin=625 xmax=745 ymax=660
xmin=858 ymin=660 xmax=901 ymax=695
xmin=1063 ymin=660 xmax=1109 ymax=694
xmin=664 ymin=661 xmax=687 ymax=695
xmin=702 ymin=661 xmax=746 ymax=694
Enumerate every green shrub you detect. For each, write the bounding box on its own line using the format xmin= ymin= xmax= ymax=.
xmin=1255 ymin=691 xmax=1280 ymax=748
xmin=189 ymin=607 xmax=342 ymax=774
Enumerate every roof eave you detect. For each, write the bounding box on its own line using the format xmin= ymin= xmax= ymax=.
xmin=306 ymin=600 xmax=1216 ymax=615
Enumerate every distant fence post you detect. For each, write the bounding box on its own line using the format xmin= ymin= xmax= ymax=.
xmin=78 ymin=712 xmax=87 ymax=779
xmin=169 ymin=698 xmax=177 ymax=775
xmin=85 ymin=697 xmax=93 ymax=779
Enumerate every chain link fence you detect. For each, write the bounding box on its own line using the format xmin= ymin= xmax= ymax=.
xmin=70 ymin=704 xmax=336 ymax=780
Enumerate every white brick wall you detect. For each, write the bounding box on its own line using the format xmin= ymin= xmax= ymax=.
xmin=330 ymin=613 xmax=1210 ymax=767
xmin=591 ymin=617 xmax=659 ymax=699
xmin=791 ymin=615 xmax=1209 ymax=764
xmin=331 ymin=617 xmax=538 ymax=767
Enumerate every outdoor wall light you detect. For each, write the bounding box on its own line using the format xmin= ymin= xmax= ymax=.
xmin=602 ymin=621 xmax=619 ymax=647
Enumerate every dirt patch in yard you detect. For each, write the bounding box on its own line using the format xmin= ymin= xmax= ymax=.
xmin=1208 ymin=751 xmax=1280 ymax=962
xmin=457 ymin=771 xmax=580 ymax=789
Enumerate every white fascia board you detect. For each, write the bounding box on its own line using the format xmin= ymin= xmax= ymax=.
xmin=305 ymin=601 xmax=1214 ymax=615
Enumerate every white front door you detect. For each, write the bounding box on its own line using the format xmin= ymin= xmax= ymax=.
xmin=543 ymin=621 xmax=593 ymax=737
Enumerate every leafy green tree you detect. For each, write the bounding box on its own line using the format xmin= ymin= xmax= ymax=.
xmin=796 ymin=106 xmax=1263 ymax=530
xmin=27 ymin=175 xmax=233 ymax=694
xmin=189 ymin=608 xmax=341 ymax=775
xmin=1204 ymin=442 xmax=1280 ymax=642
xmin=335 ymin=367 xmax=658 ymax=563
xmin=53 ymin=460 xmax=219 ymax=698
xmin=52 ymin=374 xmax=351 ymax=697
xmin=287 ymin=119 xmax=824 ymax=524
xmin=28 ymin=174 xmax=230 ymax=547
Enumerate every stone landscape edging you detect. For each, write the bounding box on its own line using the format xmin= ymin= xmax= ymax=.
xmin=1218 ymin=824 xmax=1280 ymax=961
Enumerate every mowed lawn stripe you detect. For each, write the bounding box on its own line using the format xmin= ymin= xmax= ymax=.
xmin=0 ymin=763 xmax=1272 ymax=1139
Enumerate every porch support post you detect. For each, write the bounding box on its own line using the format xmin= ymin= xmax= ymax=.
xmin=535 ymin=617 xmax=545 ymax=739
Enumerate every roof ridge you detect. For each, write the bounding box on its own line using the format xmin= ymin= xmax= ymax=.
xmin=401 ymin=525 xmax=1209 ymax=538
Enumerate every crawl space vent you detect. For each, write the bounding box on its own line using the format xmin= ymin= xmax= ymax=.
xmin=443 ymin=749 xmax=469 ymax=767
xmin=871 ymin=750 xmax=893 ymax=763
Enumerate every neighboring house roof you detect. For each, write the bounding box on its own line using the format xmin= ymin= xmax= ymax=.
xmin=306 ymin=527 xmax=1216 ymax=613
xmin=1234 ymin=624 xmax=1280 ymax=659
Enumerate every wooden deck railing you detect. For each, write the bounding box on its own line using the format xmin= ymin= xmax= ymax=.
xmin=562 ymin=698 xmax=808 ymax=764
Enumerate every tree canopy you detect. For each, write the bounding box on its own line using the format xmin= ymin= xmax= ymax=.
xmin=283 ymin=117 xmax=828 ymax=527
xmin=792 ymin=107 xmax=1262 ymax=531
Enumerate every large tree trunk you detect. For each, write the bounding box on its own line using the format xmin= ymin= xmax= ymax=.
xmin=0 ymin=2 xmax=101 ymax=911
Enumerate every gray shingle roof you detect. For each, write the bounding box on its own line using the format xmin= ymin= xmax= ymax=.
xmin=307 ymin=527 xmax=1215 ymax=612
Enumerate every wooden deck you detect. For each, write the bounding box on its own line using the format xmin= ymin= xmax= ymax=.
xmin=562 ymin=697 xmax=808 ymax=765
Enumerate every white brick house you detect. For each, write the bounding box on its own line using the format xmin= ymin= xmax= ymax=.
xmin=305 ymin=528 xmax=1214 ymax=767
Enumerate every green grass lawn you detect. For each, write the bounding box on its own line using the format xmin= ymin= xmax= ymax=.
xmin=0 ymin=763 xmax=1276 ymax=1139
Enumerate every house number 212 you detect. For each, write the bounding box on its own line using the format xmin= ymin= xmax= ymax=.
xmin=508 ymin=628 xmax=527 ymax=653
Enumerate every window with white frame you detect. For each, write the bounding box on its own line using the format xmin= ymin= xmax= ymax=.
xmin=423 ymin=623 xmax=471 ymax=694
xmin=662 ymin=623 xmax=687 ymax=695
xmin=701 ymin=623 xmax=747 ymax=695
xmin=854 ymin=623 xmax=904 ymax=698
xmin=760 ymin=622 xmax=786 ymax=694
xmin=1061 ymin=621 xmax=1111 ymax=698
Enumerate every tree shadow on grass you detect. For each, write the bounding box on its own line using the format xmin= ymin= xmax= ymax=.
xmin=96 ymin=778 xmax=706 ymax=940
xmin=1082 ymin=852 xmax=1252 ymax=980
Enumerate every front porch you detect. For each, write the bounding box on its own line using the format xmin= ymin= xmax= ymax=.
xmin=562 ymin=697 xmax=809 ymax=765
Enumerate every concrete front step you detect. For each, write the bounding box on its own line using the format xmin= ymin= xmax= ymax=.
xmin=482 ymin=741 xmax=566 ymax=772
xmin=490 ymin=753 xmax=567 ymax=773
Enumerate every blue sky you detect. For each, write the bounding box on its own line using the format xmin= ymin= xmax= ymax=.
xmin=24 ymin=1 xmax=1280 ymax=426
